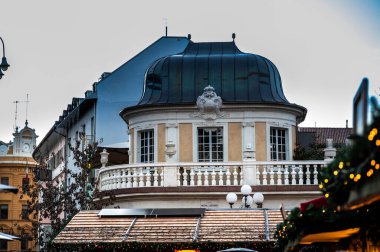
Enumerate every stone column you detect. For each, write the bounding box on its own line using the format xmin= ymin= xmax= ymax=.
xmin=242 ymin=122 xmax=256 ymax=185
xmin=163 ymin=123 xmax=179 ymax=187
xmin=165 ymin=123 xmax=178 ymax=163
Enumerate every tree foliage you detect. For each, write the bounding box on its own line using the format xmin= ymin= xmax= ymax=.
xmin=23 ymin=137 xmax=116 ymax=250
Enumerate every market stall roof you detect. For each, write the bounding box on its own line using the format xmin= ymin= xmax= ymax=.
xmin=0 ymin=184 xmax=18 ymax=194
xmin=53 ymin=209 xmax=283 ymax=245
xmin=0 ymin=232 xmax=20 ymax=241
xmin=299 ymin=228 xmax=360 ymax=244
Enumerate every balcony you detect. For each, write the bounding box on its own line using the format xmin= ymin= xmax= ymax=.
xmin=97 ymin=160 xmax=327 ymax=191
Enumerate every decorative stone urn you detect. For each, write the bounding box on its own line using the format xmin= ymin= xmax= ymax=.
xmin=100 ymin=149 xmax=109 ymax=168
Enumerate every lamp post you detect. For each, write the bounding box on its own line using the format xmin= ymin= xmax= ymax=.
xmin=226 ymin=185 xmax=264 ymax=209
xmin=242 ymin=195 xmax=253 ymax=208
xmin=0 ymin=36 xmax=10 ymax=79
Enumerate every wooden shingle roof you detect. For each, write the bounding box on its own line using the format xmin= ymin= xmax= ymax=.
xmin=54 ymin=209 xmax=283 ymax=245
xmin=54 ymin=210 xmax=134 ymax=244
xmin=127 ymin=217 xmax=197 ymax=243
xmin=198 ymin=210 xmax=266 ymax=242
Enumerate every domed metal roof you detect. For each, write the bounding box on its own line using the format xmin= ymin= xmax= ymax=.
xmin=137 ymin=40 xmax=296 ymax=107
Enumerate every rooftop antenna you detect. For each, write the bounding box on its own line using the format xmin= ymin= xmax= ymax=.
xmin=163 ymin=18 xmax=168 ymax=37
xmin=13 ymin=101 xmax=19 ymax=132
xmin=12 ymin=94 xmax=30 ymax=131
xmin=25 ymin=94 xmax=30 ymax=126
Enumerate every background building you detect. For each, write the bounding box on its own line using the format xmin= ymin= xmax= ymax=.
xmin=0 ymin=121 xmax=37 ymax=251
xmin=33 ymin=36 xmax=190 ymax=181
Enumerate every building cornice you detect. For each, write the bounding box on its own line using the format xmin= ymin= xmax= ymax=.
xmin=121 ymin=103 xmax=307 ymax=125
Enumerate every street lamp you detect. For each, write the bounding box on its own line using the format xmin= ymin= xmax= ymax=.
xmin=226 ymin=185 xmax=264 ymax=209
xmin=0 ymin=36 xmax=10 ymax=79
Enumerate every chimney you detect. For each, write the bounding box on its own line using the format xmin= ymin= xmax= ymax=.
xmin=346 ymin=120 xmax=348 ymax=128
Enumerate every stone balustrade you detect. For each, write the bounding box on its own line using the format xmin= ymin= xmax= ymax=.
xmin=97 ymin=161 xmax=327 ymax=191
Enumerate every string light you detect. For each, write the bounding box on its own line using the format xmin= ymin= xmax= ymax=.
xmin=368 ymin=128 xmax=378 ymax=141
xmin=338 ymin=162 xmax=344 ymax=169
xmin=333 ymin=170 xmax=338 ymax=176
xmin=367 ymin=169 xmax=374 ymax=177
xmin=324 ymin=179 xmax=328 ymax=183
xmin=354 ymin=174 xmax=361 ymax=182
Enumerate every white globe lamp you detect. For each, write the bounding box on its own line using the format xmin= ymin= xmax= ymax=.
xmin=226 ymin=192 xmax=237 ymax=208
xmin=253 ymin=192 xmax=264 ymax=208
xmin=240 ymin=184 xmax=252 ymax=195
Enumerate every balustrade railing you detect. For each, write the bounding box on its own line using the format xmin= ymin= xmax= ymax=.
xmin=254 ymin=161 xmax=325 ymax=186
xmin=97 ymin=161 xmax=327 ymax=191
xmin=177 ymin=163 xmax=243 ymax=187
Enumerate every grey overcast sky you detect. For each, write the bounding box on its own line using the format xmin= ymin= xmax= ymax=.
xmin=0 ymin=0 xmax=380 ymax=143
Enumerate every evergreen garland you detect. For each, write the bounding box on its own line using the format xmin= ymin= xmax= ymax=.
xmin=275 ymin=100 xmax=380 ymax=250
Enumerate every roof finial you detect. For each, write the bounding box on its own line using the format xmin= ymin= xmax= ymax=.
xmin=163 ymin=18 xmax=168 ymax=37
xmin=232 ymin=33 xmax=236 ymax=41
xmin=187 ymin=34 xmax=191 ymax=40
xmin=25 ymin=93 xmax=30 ymax=123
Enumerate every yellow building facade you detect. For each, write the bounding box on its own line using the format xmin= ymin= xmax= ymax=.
xmin=0 ymin=122 xmax=37 ymax=251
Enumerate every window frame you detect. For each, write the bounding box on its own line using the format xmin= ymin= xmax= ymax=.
xmin=138 ymin=129 xmax=155 ymax=163
xmin=193 ymin=123 xmax=228 ymax=162
xmin=269 ymin=127 xmax=289 ymax=161
xmin=0 ymin=177 xmax=9 ymax=185
xmin=20 ymin=238 xmax=28 ymax=250
xmin=197 ymin=127 xmax=224 ymax=162
xmin=22 ymin=177 xmax=29 ymax=192
xmin=21 ymin=204 xmax=28 ymax=220
xmin=0 ymin=239 xmax=7 ymax=251
xmin=0 ymin=205 xmax=8 ymax=220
